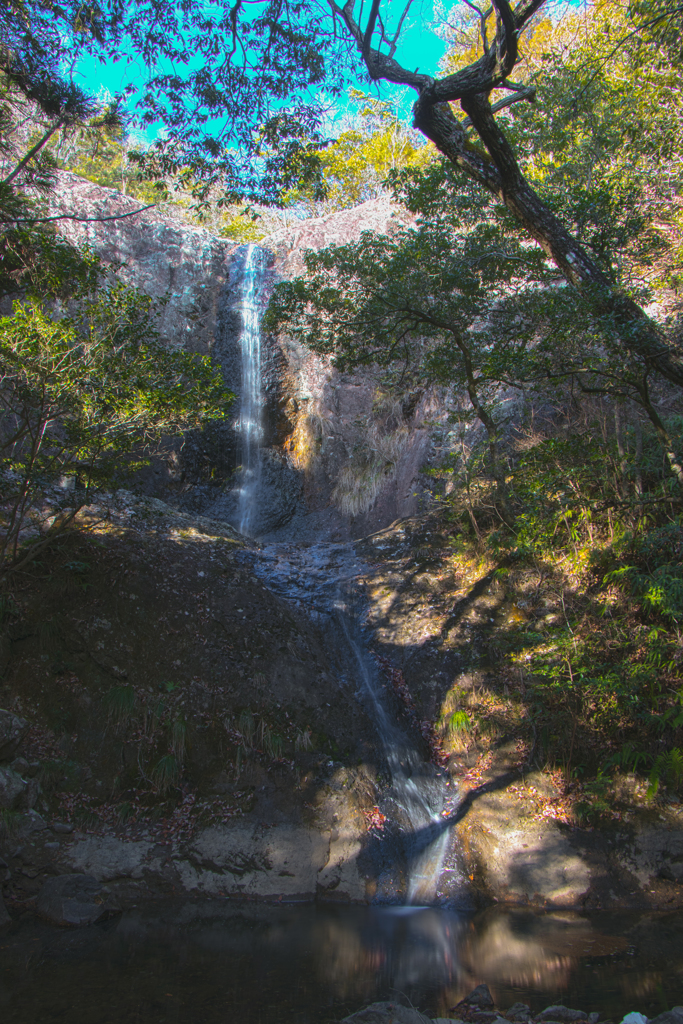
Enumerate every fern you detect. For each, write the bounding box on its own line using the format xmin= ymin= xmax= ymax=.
xmin=648 ymin=747 xmax=683 ymax=797
xmin=605 ymin=563 xmax=683 ymax=623
xmin=605 ymin=741 xmax=649 ymax=774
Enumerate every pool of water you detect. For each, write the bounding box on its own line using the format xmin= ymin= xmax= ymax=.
xmin=1 ymin=902 xmax=682 ymax=1023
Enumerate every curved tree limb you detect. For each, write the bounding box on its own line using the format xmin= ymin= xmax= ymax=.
xmin=335 ymin=0 xmax=683 ymax=390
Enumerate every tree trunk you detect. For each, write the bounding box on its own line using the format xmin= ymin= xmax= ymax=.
xmin=412 ymin=95 xmax=683 ymax=390
xmin=634 ymin=414 xmax=644 ymax=497
xmin=634 ymin=383 xmax=683 ymax=489
xmin=614 ymin=400 xmax=627 ymax=498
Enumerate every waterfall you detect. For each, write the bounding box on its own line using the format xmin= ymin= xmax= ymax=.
xmin=334 ymin=590 xmax=453 ymax=904
xmin=254 ymin=542 xmax=461 ymax=904
xmin=236 ymin=243 xmax=265 ymax=536
xmin=230 ymin=244 xmax=457 ymax=900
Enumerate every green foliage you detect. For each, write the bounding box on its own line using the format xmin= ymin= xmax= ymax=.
xmin=117 ymin=801 xmax=135 ymax=825
xmin=0 ymin=808 xmax=21 ymax=838
xmin=508 ymin=0 xmax=683 ymax=290
xmin=38 ymin=758 xmax=80 ymax=793
xmin=56 ymin=126 xmax=160 ymax=204
xmin=446 ymin=710 xmax=471 ymax=738
xmin=238 ymin=709 xmax=256 ymax=748
xmin=605 ymin=524 xmax=683 ymax=623
xmin=218 ymin=208 xmax=268 ymax=242
xmin=104 ymin=686 xmax=137 ymax=729
xmin=294 ymin=727 xmax=313 ymax=752
xmin=607 ymin=565 xmax=683 ymax=623
xmin=235 ymin=709 xmax=286 ymax=760
xmin=605 ymin=741 xmax=651 ymax=775
xmin=151 ymin=753 xmax=181 ymax=795
xmin=258 ymin=721 xmax=284 ymax=760
xmin=648 ymin=748 xmax=683 ymax=797
xmin=0 ymin=283 xmax=232 ymax=571
xmin=1 ymin=0 xmax=332 ymax=207
xmin=573 ymin=770 xmax=613 ymax=825
xmin=285 ymin=90 xmax=430 ymax=214
xmin=510 ymin=435 xmax=613 ymax=555
xmin=169 ymin=716 xmax=188 ymax=763
xmin=266 ymin=172 xmax=546 ymax=382
xmin=0 ymin=67 xmax=234 ymax=576
xmin=0 ymin=593 xmax=18 ymax=625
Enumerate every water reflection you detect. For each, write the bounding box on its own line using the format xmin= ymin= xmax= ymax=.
xmin=1 ymin=903 xmax=683 ymax=1023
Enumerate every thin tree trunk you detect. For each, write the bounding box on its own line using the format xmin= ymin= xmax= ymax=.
xmin=614 ymin=400 xmax=627 ymax=498
xmin=635 ymin=384 xmax=683 ymax=489
xmin=2 ymin=121 xmax=64 ymax=186
xmin=634 ymin=413 xmax=643 ymax=497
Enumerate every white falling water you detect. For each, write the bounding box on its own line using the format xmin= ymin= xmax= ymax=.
xmin=336 ymin=603 xmax=453 ymax=903
xmin=253 ymin=542 xmax=461 ymax=904
xmin=236 ymin=244 xmax=264 ymax=536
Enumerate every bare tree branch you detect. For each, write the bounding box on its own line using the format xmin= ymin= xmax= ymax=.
xmin=361 ymin=0 xmax=381 ymax=57
xmin=461 ymin=0 xmax=491 ymax=54
xmin=461 ymin=84 xmax=536 ymax=129
xmin=6 ymin=203 xmax=158 ymax=226
xmin=388 ymin=0 xmax=415 ymax=57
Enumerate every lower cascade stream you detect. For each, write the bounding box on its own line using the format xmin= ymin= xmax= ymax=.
xmin=253 ymin=542 xmax=462 ymax=904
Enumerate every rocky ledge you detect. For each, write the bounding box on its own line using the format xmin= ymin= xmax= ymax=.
xmin=341 ymin=984 xmax=683 ymax=1024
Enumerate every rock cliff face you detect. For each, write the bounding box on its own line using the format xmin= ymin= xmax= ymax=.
xmin=50 ymin=173 xmax=439 ymax=537
xmin=52 ymin=173 xmax=244 ymax=496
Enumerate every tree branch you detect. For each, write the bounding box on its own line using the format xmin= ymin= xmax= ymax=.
xmin=461 ymin=0 xmax=491 ymax=54
xmin=6 ymin=203 xmax=158 ymax=225
xmin=388 ymin=0 xmax=415 ymax=57
xmin=461 ymin=84 xmax=536 ymax=130
xmin=490 ymin=0 xmax=517 ymax=76
xmin=2 ymin=120 xmax=64 ymax=186
xmin=362 ymin=0 xmax=381 ymax=58
xmin=338 ymin=1 xmax=431 ymax=90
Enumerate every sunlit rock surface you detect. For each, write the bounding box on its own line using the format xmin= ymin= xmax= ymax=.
xmin=52 ymin=172 xmax=236 ymax=356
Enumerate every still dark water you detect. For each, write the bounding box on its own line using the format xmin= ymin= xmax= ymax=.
xmin=1 ymin=902 xmax=682 ymax=1024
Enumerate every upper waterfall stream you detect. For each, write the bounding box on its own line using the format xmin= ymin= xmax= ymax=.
xmin=236 ymin=243 xmax=265 ymax=536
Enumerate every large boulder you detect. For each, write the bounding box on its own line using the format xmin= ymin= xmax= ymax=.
xmin=0 ymin=766 xmax=27 ymax=809
xmin=36 ymin=874 xmax=119 ymax=927
xmin=64 ymin=836 xmax=157 ymax=882
xmin=463 ymin=985 xmax=495 ymax=1010
xmin=0 ymin=709 xmax=28 ymax=761
xmin=536 ymin=1010 xmax=588 ymax=1023
xmin=650 ymin=1011 xmax=683 ymax=1024
xmin=177 ymin=822 xmax=329 ymax=898
xmin=342 ymin=1002 xmax=432 ymax=1024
